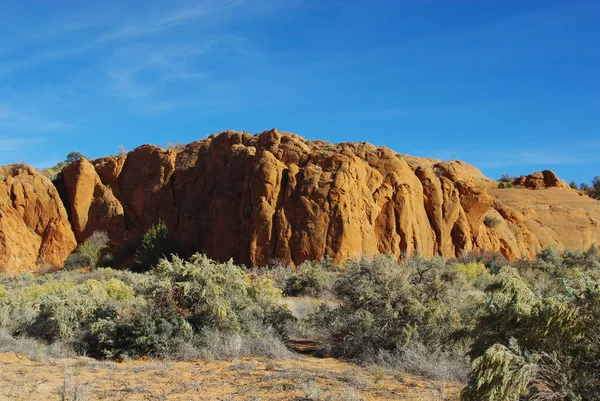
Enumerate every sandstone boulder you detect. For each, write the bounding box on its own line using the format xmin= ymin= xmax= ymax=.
xmin=0 ymin=164 xmax=76 ymax=273
xmin=512 ymin=170 xmax=569 ymax=189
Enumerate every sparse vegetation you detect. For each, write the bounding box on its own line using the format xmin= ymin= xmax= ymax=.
xmin=284 ymin=260 xmax=335 ymax=297
xmin=0 ymin=254 xmax=293 ymax=361
xmin=41 ymin=152 xmax=87 ymax=179
xmin=303 ymin=255 xmax=479 ymax=382
xmin=167 ymin=141 xmax=186 ymax=151
xmin=585 ymin=176 xmax=599 ymax=199
xmin=133 ymin=221 xmax=174 ymax=272
xmin=574 ymin=176 xmax=600 ymax=200
xmin=483 ymin=215 xmax=501 ymax=228
xmin=1 ymin=247 xmax=600 ymax=399
xmin=64 ymin=231 xmax=110 ymax=270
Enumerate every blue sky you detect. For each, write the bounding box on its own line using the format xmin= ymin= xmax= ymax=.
xmin=0 ymin=0 xmax=598 ymax=184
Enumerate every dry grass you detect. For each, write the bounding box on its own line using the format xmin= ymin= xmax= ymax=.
xmin=0 ymin=352 xmax=461 ymax=400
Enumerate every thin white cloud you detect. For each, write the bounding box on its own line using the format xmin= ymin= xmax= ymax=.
xmin=0 ymin=105 xmax=71 ymax=132
xmin=0 ymin=0 xmax=258 ymax=77
xmin=95 ymin=1 xmax=246 ymax=43
xmin=0 ymin=138 xmax=44 ymax=153
xmin=0 ymin=0 xmax=284 ymax=115
xmin=453 ymin=145 xmax=599 ymax=169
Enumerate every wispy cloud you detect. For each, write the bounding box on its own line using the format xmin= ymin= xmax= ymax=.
xmin=0 ymin=0 xmax=287 ymax=115
xmin=94 ymin=1 xmax=246 ymax=43
xmin=0 ymin=105 xmax=71 ymax=132
xmin=0 ymin=138 xmax=44 ymax=153
xmin=444 ymin=142 xmax=600 ymax=169
xmin=0 ymin=1 xmax=265 ymax=77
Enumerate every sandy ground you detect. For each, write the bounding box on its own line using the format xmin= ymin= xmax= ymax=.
xmin=0 ymin=352 xmax=461 ymax=401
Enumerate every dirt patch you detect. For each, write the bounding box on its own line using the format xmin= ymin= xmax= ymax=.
xmin=0 ymin=352 xmax=461 ymax=400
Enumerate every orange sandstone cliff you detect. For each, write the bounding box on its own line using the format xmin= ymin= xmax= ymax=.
xmin=0 ymin=164 xmax=76 ymax=273
xmin=1 ymin=130 xmax=599 ymax=272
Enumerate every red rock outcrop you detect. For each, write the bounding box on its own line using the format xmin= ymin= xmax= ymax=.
xmin=61 ymin=158 xmax=126 ymax=247
xmin=512 ymin=170 xmax=569 ymax=189
xmin=57 ymin=130 xmax=600 ymax=267
xmin=1 ymin=130 xmax=599 ymax=273
xmin=0 ymin=164 xmax=76 ymax=273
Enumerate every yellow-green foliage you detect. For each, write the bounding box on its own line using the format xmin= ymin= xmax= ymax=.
xmin=453 ymin=262 xmax=493 ymax=288
xmin=0 ymin=286 xmax=6 ymax=298
xmin=0 ymin=274 xmax=137 ymax=340
xmin=464 ymin=261 xmax=600 ymax=400
xmin=284 ymin=261 xmax=334 ymax=297
xmin=0 ymin=255 xmax=294 ymax=360
xmin=152 ymin=254 xmax=292 ymax=333
xmin=462 ymin=342 xmax=538 ymax=401
xmin=314 ymin=255 xmax=481 ymax=358
xmin=248 ymin=277 xmax=283 ymax=305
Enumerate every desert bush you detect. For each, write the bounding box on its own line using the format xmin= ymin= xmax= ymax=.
xmin=452 ymin=261 xmax=494 ymax=290
xmin=23 ymin=278 xmax=136 ymax=343
xmin=285 ymin=260 xmax=335 ymax=297
xmin=561 ymin=245 xmax=600 ymax=272
xmin=0 ymin=255 xmax=295 ymax=361
xmin=86 ymin=303 xmax=193 ymax=359
xmin=483 ymin=216 xmax=501 ymax=228
xmin=516 ymin=246 xmax=600 ymax=296
xmin=254 ymin=259 xmax=295 ymax=291
xmin=197 ymin=325 xmax=290 ymax=360
xmin=133 ymin=221 xmax=173 ymax=272
xmin=309 ymin=255 xmax=481 ymax=364
xmin=579 ymin=176 xmax=600 ymax=200
xmin=65 ymin=231 xmax=110 ymax=270
xmin=61 ymin=368 xmax=91 ymax=401
xmin=369 ymin=342 xmax=470 ymax=382
xmin=462 ymin=266 xmax=600 ymax=400
xmin=459 ymin=249 xmax=510 ymax=275
xmin=64 ymin=253 xmax=93 ymax=271
xmin=150 ymin=254 xmax=293 ymax=334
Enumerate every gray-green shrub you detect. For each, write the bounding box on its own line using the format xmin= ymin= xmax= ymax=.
xmin=64 ymin=231 xmax=110 ymax=270
xmin=462 ymin=266 xmax=600 ymax=400
xmin=309 ymin=254 xmax=483 ymax=376
xmin=0 ymin=254 xmax=294 ymax=361
xmin=284 ymin=260 xmax=335 ymax=297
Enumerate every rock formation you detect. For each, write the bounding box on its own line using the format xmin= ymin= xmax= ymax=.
xmin=1 ymin=130 xmax=599 ymax=273
xmin=512 ymin=170 xmax=569 ymax=189
xmin=0 ymin=164 xmax=76 ymax=273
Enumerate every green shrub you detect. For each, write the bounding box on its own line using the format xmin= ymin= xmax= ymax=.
xmin=151 ymin=254 xmax=293 ymax=334
xmin=0 ymin=255 xmax=294 ymax=361
xmin=483 ymin=216 xmax=501 ymax=228
xmin=133 ymin=221 xmax=173 ymax=272
xmin=22 ymin=278 xmax=136 ymax=343
xmin=284 ymin=261 xmax=334 ymax=297
xmin=65 ymin=231 xmax=110 ymax=270
xmin=253 ymin=259 xmax=295 ymax=291
xmin=462 ymin=266 xmax=600 ymax=400
xmin=452 ymin=262 xmax=493 ymax=290
xmin=311 ymin=255 xmax=480 ymax=366
xmin=87 ymin=304 xmax=193 ymax=359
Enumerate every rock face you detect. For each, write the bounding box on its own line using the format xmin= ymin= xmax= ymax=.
xmin=1 ymin=130 xmax=599 ymax=273
xmin=55 ymin=130 xmax=600 ymax=267
xmin=0 ymin=165 xmax=77 ymax=274
xmin=512 ymin=170 xmax=569 ymax=189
